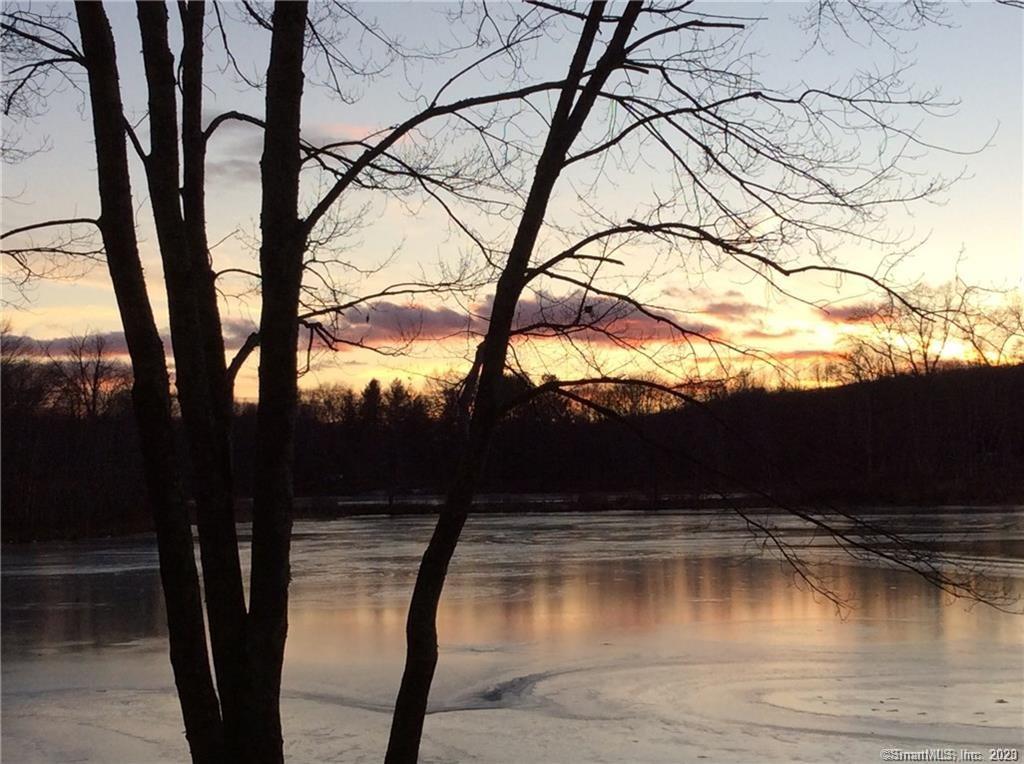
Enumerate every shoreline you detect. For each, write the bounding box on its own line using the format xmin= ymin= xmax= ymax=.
xmin=5 ymin=495 xmax=1021 ymax=544
xmin=286 ymin=494 xmax=1024 ymax=519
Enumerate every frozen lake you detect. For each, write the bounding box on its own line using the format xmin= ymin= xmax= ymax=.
xmin=3 ymin=510 xmax=1023 ymax=763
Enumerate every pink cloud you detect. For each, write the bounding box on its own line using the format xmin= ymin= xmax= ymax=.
xmin=741 ymin=328 xmax=800 ymax=341
xmin=506 ymin=291 xmax=720 ymax=345
xmin=700 ymin=300 xmax=766 ymax=320
xmin=5 ymin=331 xmax=141 ymax=357
xmin=823 ymin=302 xmax=881 ymax=323
xmin=10 ymin=291 xmax=729 ymax=363
xmin=774 ymin=349 xmax=842 ymax=361
xmin=303 ymin=122 xmax=387 ymax=147
xmin=305 ymin=301 xmax=476 ymax=348
xmin=309 ymin=291 xmax=721 ymax=350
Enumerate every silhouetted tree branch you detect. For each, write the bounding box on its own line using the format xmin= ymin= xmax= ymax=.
xmin=387 ymin=3 xmax=1009 ymax=760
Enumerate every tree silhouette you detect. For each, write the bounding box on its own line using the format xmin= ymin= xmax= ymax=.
xmin=385 ymin=3 xmax=1023 ymax=760
xmin=834 ymin=281 xmax=1024 ymax=381
xmin=1 ymin=3 xmax=674 ymax=759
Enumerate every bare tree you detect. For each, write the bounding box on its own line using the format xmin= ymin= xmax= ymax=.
xmin=384 ymin=3 xmax=1021 ymax=761
xmin=44 ymin=333 xmax=132 ymax=419
xmin=1 ymin=2 xmax=308 ymax=759
xmin=836 ymin=285 xmax=959 ymax=379
xmin=1 ymin=3 xmax=628 ymax=760
xmin=71 ymin=4 xmax=224 ymax=758
xmin=0 ymin=321 xmax=51 ymax=414
xmin=951 ymin=286 xmax=1024 ymax=368
xmin=833 ymin=281 xmax=1024 ymax=382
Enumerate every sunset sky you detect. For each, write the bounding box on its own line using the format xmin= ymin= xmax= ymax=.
xmin=2 ymin=2 xmax=1021 ymax=398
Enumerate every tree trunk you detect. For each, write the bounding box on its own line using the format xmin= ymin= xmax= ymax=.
xmin=73 ymin=3 xmax=224 ymax=760
xmin=135 ymin=4 xmax=250 ymax=756
xmin=386 ymin=5 xmax=643 ymax=761
xmin=247 ymin=3 xmax=309 ymax=761
xmin=385 ymin=506 xmax=469 ymax=762
xmin=178 ymin=1 xmax=235 ymax=426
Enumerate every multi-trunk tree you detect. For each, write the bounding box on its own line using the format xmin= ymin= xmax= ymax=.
xmin=75 ymin=2 xmax=308 ymax=759
xmin=1 ymin=2 xmax=622 ymax=760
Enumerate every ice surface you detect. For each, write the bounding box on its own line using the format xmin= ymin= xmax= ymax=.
xmin=3 ymin=511 xmax=1023 ymax=762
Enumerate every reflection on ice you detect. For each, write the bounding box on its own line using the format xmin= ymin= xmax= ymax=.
xmin=3 ymin=511 xmax=1023 ymax=762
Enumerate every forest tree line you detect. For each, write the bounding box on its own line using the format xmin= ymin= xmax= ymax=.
xmin=4 ymin=328 xmax=1021 ymax=541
